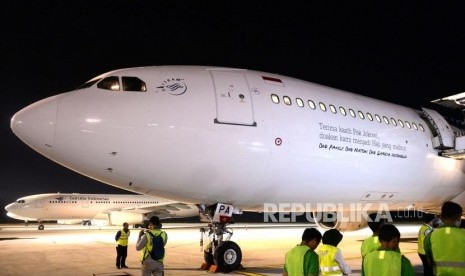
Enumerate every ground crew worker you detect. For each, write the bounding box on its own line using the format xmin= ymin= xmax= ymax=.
xmin=425 ymin=201 xmax=465 ymax=276
xmin=283 ymin=227 xmax=322 ymax=276
xmin=136 ymin=216 xmax=168 ymax=276
xmin=115 ymin=222 xmax=130 ymax=269
xmin=418 ymin=217 xmax=442 ymax=276
xmin=363 ymin=224 xmax=414 ymax=276
xmin=317 ymin=229 xmax=351 ymax=275
xmin=360 ymin=217 xmax=385 ymax=258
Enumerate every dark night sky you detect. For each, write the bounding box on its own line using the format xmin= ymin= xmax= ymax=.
xmin=2 ymin=1 xmax=465 ymax=222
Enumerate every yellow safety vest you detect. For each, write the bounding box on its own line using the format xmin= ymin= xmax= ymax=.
xmin=317 ymin=244 xmax=342 ymax=275
xmin=284 ymin=245 xmax=310 ymax=276
xmin=116 ymin=228 xmax=130 ymax=246
xmin=430 ymin=226 xmax=465 ymax=275
xmin=140 ymin=229 xmax=167 ymax=262
xmin=361 ymin=235 xmax=380 ymax=258
xmin=363 ymin=250 xmax=402 ymax=276
xmin=417 ymin=224 xmax=431 ymax=255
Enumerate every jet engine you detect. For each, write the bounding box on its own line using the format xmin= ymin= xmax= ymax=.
xmin=108 ymin=211 xmax=144 ymax=226
xmin=312 ymin=211 xmax=369 ymax=231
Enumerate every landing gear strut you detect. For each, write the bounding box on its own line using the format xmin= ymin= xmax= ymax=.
xmin=199 ymin=203 xmax=242 ymax=273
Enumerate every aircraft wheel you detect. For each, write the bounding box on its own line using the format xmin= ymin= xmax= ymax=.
xmin=214 ymin=241 xmax=242 ymax=273
xmin=38 ymin=224 xmax=44 ymax=230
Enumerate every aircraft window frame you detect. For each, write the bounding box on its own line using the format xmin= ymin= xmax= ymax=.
xmin=76 ymin=78 xmax=101 ymax=90
xmin=412 ymin=122 xmax=418 ymax=130
xmin=339 ymin=106 xmax=346 ymax=116
xmin=405 ymin=121 xmax=411 ymax=129
xmin=349 ymin=109 xmax=356 ymax=118
xmin=367 ymin=113 xmax=373 ymax=121
xmin=97 ymin=76 xmax=120 ymax=91
xmin=398 ymin=119 xmax=404 ymax=127
xmin=375 ymin=114 xmax=382 ymax=123
xmin=296 ymin=98 xmax=304 ymax=107
xmin=419 ymin=124 xmax=425 ymax=132
xmin=271 ymin=94 xmax=280 ymax=104
xmin=391 ymin=118 xmax=397 ymax=126
xmin=122 ymin=76 xmax=147 ymax=92
xmin=329 ymin=104 xmax=337 ymax=114
xmin=383 ymin=116 xmax=389 ymax=124
xmin=319 ymin=102 xmax=327 ymax=112
xmin=358 ymin=111 xmax=365 ymax=119
xmin=283 ymin=96 xmax=292 ymax=105
xmin=308 ymin=100 xmax=316 ymax=109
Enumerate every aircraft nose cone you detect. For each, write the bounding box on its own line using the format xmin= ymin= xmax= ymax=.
xmin=4 ymin=203 xmax=14 ymax=212
xmin=11 ymin=95 xmax=58 ymax=155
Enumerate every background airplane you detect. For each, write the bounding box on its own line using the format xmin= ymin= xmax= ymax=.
xmin=10 ymin=65 xmax=465 ymax=272
xmin=5 ymin=193 xmax=199 ymax=230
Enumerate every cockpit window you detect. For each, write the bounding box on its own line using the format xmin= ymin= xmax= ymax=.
xmin=97 ymin=76 xmax=120 ymax=91
xmin=96 ymin=76 xmax=147 ymax=92
xmin=76 ymin=78 xmax=101 ymax=90
xmin=16 ymin=200 xmax=25 ymax=203
xmin=122 ymin=76 xmax=147 ymax=92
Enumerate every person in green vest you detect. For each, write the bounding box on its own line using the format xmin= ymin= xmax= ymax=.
xmin=424 ymin=201 xmax=465 ymax=276
xmin=283 ymin=227 xmax=322 ymax=276
xmin=418 ymin=217 xmax=442 ymax=276
xmin=115 ymin=222 xmax=130 ymax=269
xmin=361 ymin=217 xmax=385 ymax=258
xmin=136 ymin=216 xmax=168 ymax=276
xmin=317 ymin=229 xmax=351 ymax=275
xmin=363 ymin=224 xmax=415 ymax=276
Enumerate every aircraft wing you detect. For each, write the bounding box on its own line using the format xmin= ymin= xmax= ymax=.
xmin=102 ymin=202 xmax=199 ymax=219
xmin=431 ymin=92 xmax=465 ymax=110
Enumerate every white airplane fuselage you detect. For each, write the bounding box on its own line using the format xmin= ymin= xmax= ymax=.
xmin=5 ymin=193 xmax=198 ymax=224
xmin=11 ymin=66 xmax=465 ymax=216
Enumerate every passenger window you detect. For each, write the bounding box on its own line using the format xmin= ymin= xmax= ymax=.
xmin=367 ymin=113 xmax=373 ymax=121
xmin=375 ymin=114 xmax=382 ymax=123
xmin=319 ymin=102 xmax=327 ymax=112
xmin=383 ymin=116 xmax=389 ymax=124
xmin=398 ymin=119 xmax=404 ymax=127
xmin=412 ymin=123 xmax=418 ymax=130
xmin=122 ymin=76 xmax=147 ymax=92
xmin=97 ymin=76 xmax=120 ymax=91
xmin=296 ymin=98 xmax=304 ymax=107
xmin=308 ymin=100 xmax=316 ymax=109
xmin=339 ymin=106 xmax=346 ymax=116
xmin=358 ymin=111 xmax=365 ymax=119
xmin=271 ymin=94 xmax=280 ymax=104
xmin=419 ymin=124 xmax=425 ymax=132
xmin=391 ymin=118 xmax=397 ymax=126
xmin=405 ymin=121 xmax=411 ymax=129
xmin=329 ymin=104 xmax=337 ymax=114
xmin=349 ymin=109 xmax=356 ymax=118
xmin=283 ymin=96 xmax=292 ymax=105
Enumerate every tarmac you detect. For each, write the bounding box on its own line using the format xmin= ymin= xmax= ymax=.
xmin=0 ymin=222 xmax=425 ymax=276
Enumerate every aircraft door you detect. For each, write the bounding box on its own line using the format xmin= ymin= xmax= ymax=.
xmin=422 ymin=107 xmax=455 ymax=149
xmin=35 ymin=199 xmax=43 ymax=208
xmin=82 ymin=200 xmax=90 ymax=208
xmin=211 ymin=70 xmax=256 ymax=126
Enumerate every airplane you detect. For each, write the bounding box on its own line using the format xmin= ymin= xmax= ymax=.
xmin=5 ymin=193 xmax=199 ymax=230
xmin=10 ymin=65 xmax=465 ymax=272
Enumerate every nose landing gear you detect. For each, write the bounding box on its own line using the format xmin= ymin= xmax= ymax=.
xmin=198 ymin=203 xmax=243 ymax=273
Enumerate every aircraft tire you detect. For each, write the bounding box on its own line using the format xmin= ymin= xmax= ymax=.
xmin=213 ymin=241 xmax=242 ymax=273
xmin=204 ymin=251 xmax=214 ymax=265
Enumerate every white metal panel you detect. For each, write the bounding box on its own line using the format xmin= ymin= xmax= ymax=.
xmin=211 ymin=70 xmax=255 ymax=126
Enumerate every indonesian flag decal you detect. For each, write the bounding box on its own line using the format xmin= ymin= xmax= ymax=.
xmin=262 ymin=76 xmax=285 ymax=87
